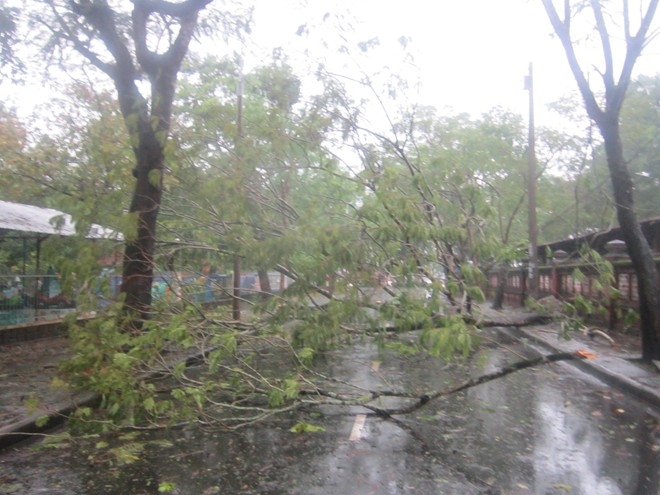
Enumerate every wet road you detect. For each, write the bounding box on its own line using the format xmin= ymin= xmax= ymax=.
xmin=0 ymin=328 xmax=658 ymax=495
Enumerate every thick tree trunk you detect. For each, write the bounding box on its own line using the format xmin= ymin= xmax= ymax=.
xmin=258 ymin=269 xmax=272 ymax=299
xmin=600 ymin=116 xmax=660 ymax=360
xmin=70 ymin=0 xmax=212 ymax=330
xmin=120 ymin=131 xmax=164 ymax=326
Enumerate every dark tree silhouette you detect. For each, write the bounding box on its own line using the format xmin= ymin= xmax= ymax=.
xmin=542 ymin=0 xmax=660 ymax=360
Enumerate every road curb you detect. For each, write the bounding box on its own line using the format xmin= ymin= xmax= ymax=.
xmin=496 ymin=325 xmax=660 ymax=410
xmin=0 ymin=393 xmax=98 ymax=450
xmin=0 ymin=347 xmax=205 ymax=451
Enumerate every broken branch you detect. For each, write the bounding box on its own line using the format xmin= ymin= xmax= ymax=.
xmin=362 ymin=351 xmax=590 ymax=417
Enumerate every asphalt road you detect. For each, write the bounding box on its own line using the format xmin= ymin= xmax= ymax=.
xmin=0 ymin=326 xmax=658 ymax=495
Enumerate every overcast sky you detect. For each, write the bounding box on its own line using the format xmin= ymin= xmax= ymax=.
xmin=4 ymin=1 xmax=660 ymax=130
xmin=245 ymin=0 xmax=660 ymax=126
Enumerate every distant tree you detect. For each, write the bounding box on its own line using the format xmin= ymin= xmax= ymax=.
xmin=167 ymin=56 xmax=355 ymax=308
xmin=2 ymin=84 xmax=133 ymax=219
xmin=535 ymin=102 xmax=616 ymax=241
xmin=542 ymin=0 xmax=660 ymax=360
xmin=0 ymin=103 xmax=27 ymax=201
xmin=539 ymin=75 xmax=660 ymax=242
xmin=619 ymin=74 xmax=660 ymax=218
xmin=0 ymin=2 xmax=24 ymax=81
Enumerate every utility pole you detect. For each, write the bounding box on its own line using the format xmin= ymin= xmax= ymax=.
xmin=232 ymin=61 xmax=244 ymax=321
xmin=525 ymin=62 xmax=538 ymax=299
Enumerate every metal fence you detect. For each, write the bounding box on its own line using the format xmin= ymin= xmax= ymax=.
xmin=0 ymin=273 xmax=75 ymax=327
xmin=1 ymin=270 xmax=291 ymax=328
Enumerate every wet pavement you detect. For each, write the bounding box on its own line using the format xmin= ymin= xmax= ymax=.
xmin=478 ymin=305 xmax=660 ymax=408
xmin=0 ymin=337 xmax=89 ymax=448
xmin=0 ymin=304 xmax=659 ymax=494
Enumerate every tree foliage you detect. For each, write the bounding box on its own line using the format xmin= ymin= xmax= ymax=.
xmin=0 ymin=2 xmax=23 ymax=81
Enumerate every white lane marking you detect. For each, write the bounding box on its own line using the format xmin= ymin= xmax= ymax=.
xmin=349 ymin=413 xmax=367 ymax=442
xmin=348 ymin=360 xmax=381 ymax=441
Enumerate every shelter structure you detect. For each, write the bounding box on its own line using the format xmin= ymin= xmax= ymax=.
xmin=0 ymin=200 xmax=119 ymax=240
xmin=536 ymin=216 xmax=660 ymax=264
xmin=486 ymin=216 xmax=660 ymax=330
xmin=0 ymin=200 xmax=121 ymax=327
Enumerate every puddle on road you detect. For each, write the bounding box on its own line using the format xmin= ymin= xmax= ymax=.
xmin=0 ymin=329 xmax=658 ymax=495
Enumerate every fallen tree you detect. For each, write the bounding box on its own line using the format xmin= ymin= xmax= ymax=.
xmin=55 ymin=308 xmax=596 ymax=433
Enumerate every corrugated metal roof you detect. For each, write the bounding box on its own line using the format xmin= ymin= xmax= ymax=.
xmin=0 ymin=200 xmax=121 ymax=239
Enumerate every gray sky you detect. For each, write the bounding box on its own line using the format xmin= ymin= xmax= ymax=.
xmin=4 ymin=1 xmax=659 ymax=130
xmin=246 ymin=0 xmax=660 ymax=126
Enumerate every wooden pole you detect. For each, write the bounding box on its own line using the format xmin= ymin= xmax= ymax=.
xmin=525 ymin=62 xmax=538 ymax=300
xmin=232 ymin=64 xmax=244 ymax=321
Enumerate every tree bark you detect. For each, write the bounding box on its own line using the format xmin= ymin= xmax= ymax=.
xmin=599 ymin=115 xmax=660 ymax=360
xmin=120 ymin=118 xmax=165 ymax=325
xmin=258 ymin=269 xmax=272 ymax=299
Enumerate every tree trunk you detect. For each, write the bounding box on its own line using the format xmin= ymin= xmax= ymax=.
xmin=120 ymin=130 xmax=164 ymax=326
xmin=600 ymin=116 xmax=660 ymax=360
xmin=491 ymin=265 xmax=506 ymax=310
xmin=232 ymin=255 xmax=241 ymax=321
xmin=258 ymin=269 xmax=272 ymax=299
xmin=66 ymin=0 xmax=212 ymax=330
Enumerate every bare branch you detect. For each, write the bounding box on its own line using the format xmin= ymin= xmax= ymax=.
xmin=69 ymin=0 xmax=137 ymax=83
xmin=590 ymin=0 xmax=615 ymax=90
xmin=614 ymin=0 xmax=660 ymax=112
xmin=133 ymin=0 xmax=213 ymax=18
xmin=541 ymin=0 xmax=604 ymax=123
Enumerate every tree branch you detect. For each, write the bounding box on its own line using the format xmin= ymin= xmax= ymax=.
xmin=543 ymin=0 xmax=605 ymax=123
xmin=590 ymin=0 xmax=615 ymax=91
xmin=70 ymin=0 xmax=137 ymax=83
xmin=133 ymin=0 xmax=213 ymax=18
xmin=360 ymin=351 xmax=589 ymax=417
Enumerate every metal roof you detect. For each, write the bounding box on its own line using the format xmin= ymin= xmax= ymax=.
xmin=0 ymin=200 xmax=121 ymax=239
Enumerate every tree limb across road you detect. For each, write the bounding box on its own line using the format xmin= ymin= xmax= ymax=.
xmin=305 ymin=351 xmax=594 ymax=418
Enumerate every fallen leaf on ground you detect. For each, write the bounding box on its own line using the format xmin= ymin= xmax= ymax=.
xmin=575 ymin=350 xmax=597 ymax=359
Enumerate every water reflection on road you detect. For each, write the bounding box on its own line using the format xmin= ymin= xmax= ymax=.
xmin=391 ymin=333 xmax=660 ymax=495
xmin=0 ymin=329 xmax=658 ymax=495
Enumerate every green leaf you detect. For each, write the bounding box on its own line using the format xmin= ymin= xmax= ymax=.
xmin=143 ymin=397 xmax=156 ymax=412
xmin=35 ymin=415 xmax=50 ymax=428
xmin=297 ymin=347 xmax=315 ymax=365
xmin=158 ymin=481 xmax=177 ymax=493
xmin=0 ymin=483 xmax=24 ymax=493
xmin=289 ymin=422 xmax=326 ymax=433
xmin=269 ymin=389 xmax=284 ymax=407
xmin=41 ymin=432 xmax=71 ymax=449
xmin=24 ymin=392 xmax=39 ymax=414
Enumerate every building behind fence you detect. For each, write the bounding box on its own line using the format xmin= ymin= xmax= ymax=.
xmin=486 ymin=217 xmax=660 ymax=330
